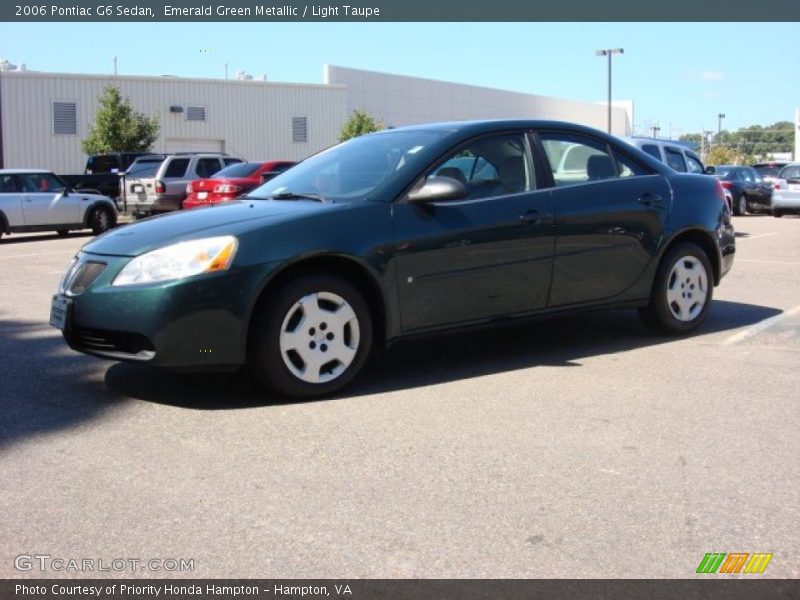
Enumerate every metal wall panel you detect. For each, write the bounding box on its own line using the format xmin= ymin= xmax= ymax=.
xmin=325 ymin=65 xmax=633 ymax=137
xmin=0 ymin=71 xmax=348 ymax=174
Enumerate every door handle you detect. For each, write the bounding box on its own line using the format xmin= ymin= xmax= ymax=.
xmin=520 ymin=209 xmax=541 ymax=224
xmin=637 ymin=193 xmax=664 ymax=207
xmin=24 ymin=196 xmax=33 ymax=202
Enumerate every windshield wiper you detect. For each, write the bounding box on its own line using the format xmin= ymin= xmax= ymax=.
xmin=270 ymin=191 xmax=328 ymax=203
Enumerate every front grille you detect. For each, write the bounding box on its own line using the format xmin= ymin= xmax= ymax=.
xmin=69 ymin=327 xmax=155 ymax=361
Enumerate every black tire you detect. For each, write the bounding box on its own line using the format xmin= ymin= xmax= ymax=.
xmin=248 ymin=274 xmax=373 ymax=398
xmin=734 ymin=194 xmax=747 ymax=216
xmin=89 ymin=206 xmax=115 ymax=235
xmin=773 ymin=209 xmax=784 ymax=218
xmin=639 ymin=242 xmax=713 ymax=335
xmin=56 ymin=229 xmax=70 ymax=237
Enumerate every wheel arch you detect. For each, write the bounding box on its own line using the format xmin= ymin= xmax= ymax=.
xmin=661 ymin=228 xmax=721 ymax=285
xmin=246 ymin=253 xmax=390 ymax=353
xmin=0 ymin=210 xmax=8 ymax=233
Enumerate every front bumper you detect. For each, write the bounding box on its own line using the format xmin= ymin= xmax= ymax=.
xmin=58 ymin=252 xmax=277 ymax=370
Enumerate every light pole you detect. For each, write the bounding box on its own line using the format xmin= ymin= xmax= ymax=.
xmin=596 ymin=48 xmax=624 ymax=134
xmin=717 ymin=113 xmax=725 ymax=143
xmin=651 ymin=125 xmax=661 ymax=139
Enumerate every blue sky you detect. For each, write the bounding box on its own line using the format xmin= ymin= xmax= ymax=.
xmin=1 ymin=22 xmax=798 ymax=137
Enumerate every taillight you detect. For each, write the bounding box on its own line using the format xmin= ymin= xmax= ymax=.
xmin=713 ymin=180 xmax=727 ymax=204
xmin=773 ymin=182 xmax=782 ymax=190
xmin=213 ymin=184 xmax=241 ymax=194
xmin=186 ymin=182 xmax=193 ymax=194
xmin=720 ymin=181 xmax=733 ymax=190
xmin=155 ymin=180 xmax=165 ymax=194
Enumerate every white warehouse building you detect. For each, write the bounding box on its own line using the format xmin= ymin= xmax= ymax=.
xmin=0 ymin=65 xmax=633 ymax=174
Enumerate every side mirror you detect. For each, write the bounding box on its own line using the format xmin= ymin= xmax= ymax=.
xmin=407 ymin=175 xmax=468 ymax=203
xmin=704 ymin=166 xmax=716 ymax=175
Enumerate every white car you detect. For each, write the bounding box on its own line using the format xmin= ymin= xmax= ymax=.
xmin=772 ymin=163 xmax=800 ymax=218
xmin=0 ymin=169 xmax=118 ymax=240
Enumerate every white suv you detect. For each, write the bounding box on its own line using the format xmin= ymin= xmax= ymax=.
xmin=121 ymin=153 xmax=243 ymax=216
xmin=621 ymin=138 xmax=706 ymax=174
xmin=0 ymin=169 xmax=117 ymax=240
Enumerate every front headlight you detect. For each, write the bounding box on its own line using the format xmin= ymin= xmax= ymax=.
xmin=112 ymin=236 xmax=238 ymax=286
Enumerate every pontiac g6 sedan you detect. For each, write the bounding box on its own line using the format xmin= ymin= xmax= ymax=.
xmin=51 ymin=120 xmax=735 ymax=398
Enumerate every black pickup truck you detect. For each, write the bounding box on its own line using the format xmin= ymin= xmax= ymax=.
xmin=60 ymin=152 xmax=163 ymax=199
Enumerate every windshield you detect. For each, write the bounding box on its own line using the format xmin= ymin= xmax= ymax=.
xmin=125 ymin=159 xmax=163 ymax=178
xmin=246 ymin=130 xmax=446 ymax=200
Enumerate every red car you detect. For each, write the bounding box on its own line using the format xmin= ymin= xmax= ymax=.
xmin=183 ymin=161 xmax=296 ymax=209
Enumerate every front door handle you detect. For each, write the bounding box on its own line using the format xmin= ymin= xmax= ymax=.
xmin=637 ymin=193 xmax=664 ymax=207
xmin=520 ymin=209 xmax=541 ymax=224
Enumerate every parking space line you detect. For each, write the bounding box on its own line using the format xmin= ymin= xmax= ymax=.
xmin=737 ymin=232 xmax=778 ymax=241
xmin=738 ymin=259 xmax=800 ymax=266
xmin=722 ymin=304 xmax=800 ymax=345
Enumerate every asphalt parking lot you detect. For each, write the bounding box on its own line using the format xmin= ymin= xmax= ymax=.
xmin=1 ymin=215 xmax=798 ymax=579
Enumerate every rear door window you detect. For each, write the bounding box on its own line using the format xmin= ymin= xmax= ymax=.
xmin=539 ymin=134 xmax=615 ymax=186
xmin=163 ymin=158 xmax=190 ymax=178
xmin=664 ymin=148 xmax=687 ymax=172
xmin=195 ymin=158 xmax=222 ymax=178
xmin=640 ymin=144 xmax=662 ymax=161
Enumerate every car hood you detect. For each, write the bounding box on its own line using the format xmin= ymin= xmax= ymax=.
xmin=82 ymin=199 xmax=336 ymax=257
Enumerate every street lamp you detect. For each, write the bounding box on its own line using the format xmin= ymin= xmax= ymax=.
xmin=596 ymin=48 xmax=624 ymax=134
xmin=717 ymin=113 xmax=726 ymax=143
xmin=652 ymin=125 xmax=661 ymax=139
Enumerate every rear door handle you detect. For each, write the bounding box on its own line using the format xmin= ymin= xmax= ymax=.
xmin=637 ymin=193 xmax=664 ymax=207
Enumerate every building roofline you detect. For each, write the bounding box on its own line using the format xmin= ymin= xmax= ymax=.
xmin=0 ymin=69 xmax=346 ymax=91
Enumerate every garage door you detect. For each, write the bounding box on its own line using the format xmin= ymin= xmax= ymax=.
xmin=165 ymin=138 xmax=224 ymax=154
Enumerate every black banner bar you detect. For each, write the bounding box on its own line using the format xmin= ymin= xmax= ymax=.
xmin=3 ymin=580 xmax=800 ymax=600
xmin=2 ymin=0 xmax=800 ymax=22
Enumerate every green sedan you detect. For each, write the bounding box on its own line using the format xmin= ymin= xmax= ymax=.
xmin=51 ymin=120 xmax=735 ymax=398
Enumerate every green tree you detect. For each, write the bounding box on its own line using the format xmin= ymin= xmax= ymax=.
xmin=706 ymin=145 xmax=738 ymax=165
xmin=82 ymin=85 xmax=159 ymax=155
xmin=338 ymin=109 xmax=383 ymax=142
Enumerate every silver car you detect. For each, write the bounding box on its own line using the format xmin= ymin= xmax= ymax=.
xmin=772 ymin=163 xmax=800 ymax=218
xmin=0 ymin=169 xmax=117 ymax=240
xmin=121 ymin=153 xmax=242 ymax=216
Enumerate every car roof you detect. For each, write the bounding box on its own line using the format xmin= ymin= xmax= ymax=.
xmin=376 ymin=119 xmax=613 ymax=137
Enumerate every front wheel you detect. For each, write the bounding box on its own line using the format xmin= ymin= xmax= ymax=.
xmin=89 ymin=206 xmax=115 ymax=235
xmin=639 ymin=242 xmax=713 ymax=334
xmin=249 ymin=274 xmax=373 ymax=398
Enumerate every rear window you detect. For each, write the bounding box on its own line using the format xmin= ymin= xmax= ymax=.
xmin=126 ymin=159 xmax=163 ymax=178
xmin=714 ymin=166 xmax=734 ymax=178
xmin=86 ymin=155 xmax=121 ymax=174
xmin=215 ymin=162 xmax=262 ymax=178
xmin=664 ymin=148 xmax=687 ymax=172
xmin=164 ymin=158 xmax=190 ymax=178
xmin=754 ymin=165 xmax=784 ymax=178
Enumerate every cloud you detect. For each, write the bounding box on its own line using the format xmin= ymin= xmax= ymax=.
xmin=701 ymin=71 xmax=726 ymax=81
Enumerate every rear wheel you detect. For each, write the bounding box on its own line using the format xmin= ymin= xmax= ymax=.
xmin=89 ymin=206 xmax=114 ymax=235
xmin=734 ymin=194 xmax=748 ymax=216
xmin=773 ymin=209 xmax=784 ymax=218
xmin=639 ymin=242 xmax=713 ymax=334
xmin=249 ymin=274 xmax=373 ymax=398
xmin=56 ymin=229 xmax=70 ymax=237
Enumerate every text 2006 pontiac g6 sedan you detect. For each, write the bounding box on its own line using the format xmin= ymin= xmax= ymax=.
xmin=51 ymin=120 xmax=735 ymax=398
